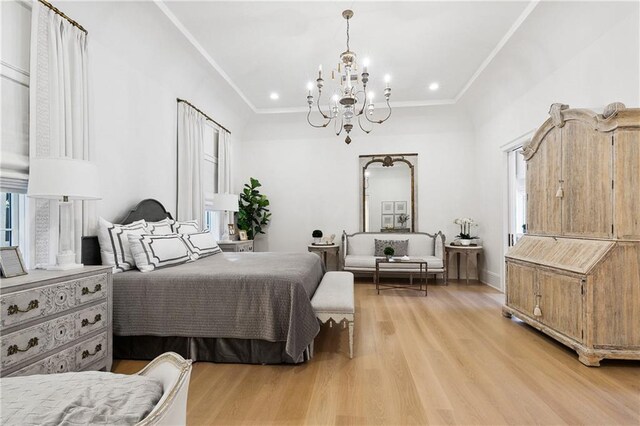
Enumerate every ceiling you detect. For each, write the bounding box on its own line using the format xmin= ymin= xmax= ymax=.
xmin=160 ymin=1 xmax=533 ymax=113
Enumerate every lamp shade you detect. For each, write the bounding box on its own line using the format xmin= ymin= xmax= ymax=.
xmin=210 ymin=193 xmax=239 ymax=212
xmin=27 ymin=158 xmax=101 ymax=200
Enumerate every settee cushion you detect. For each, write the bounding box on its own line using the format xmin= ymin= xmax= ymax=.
xmin=344 ymin=255 xmax=444 ymax=270
xmin=374 ymin=239 xmax=409 ymax=257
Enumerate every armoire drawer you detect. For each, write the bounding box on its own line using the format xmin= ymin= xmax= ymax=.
xmin=9 ymin=346 xmax=76 ymax=377
xmin=0 ymin=273 xmax=108 ymax=329
xmin=76 ymin=333 xmax=107 ymax=370
xmin=1 ymin=303 xmax=107 ymax=370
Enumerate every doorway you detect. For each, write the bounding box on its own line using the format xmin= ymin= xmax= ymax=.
xmin=507 ymin=147 xmax=527 ymax=247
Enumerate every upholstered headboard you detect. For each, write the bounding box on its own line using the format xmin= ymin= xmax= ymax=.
xmin=81 ymin=199 xmax=173 ymax=265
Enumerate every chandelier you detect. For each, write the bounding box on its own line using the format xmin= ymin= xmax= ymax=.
xmin=306 ymin=10 xmax=392 ymax=144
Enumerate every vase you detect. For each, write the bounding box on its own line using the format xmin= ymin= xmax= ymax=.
xmin=460 ymin=239 xmax=472 ymax=246
xmin=313 ymin=238 xmax=321 ymax=244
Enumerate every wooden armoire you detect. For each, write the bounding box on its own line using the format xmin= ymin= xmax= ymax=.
xmin=503 ymin=102 xmax=640 ymax=366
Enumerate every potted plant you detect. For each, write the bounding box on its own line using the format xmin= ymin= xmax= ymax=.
xmin=383 ymin=246 xmax=395 ymax=260
xmin=312 ymin=230 xmax=323 ymax=244
xmin=397 ymin=213 xmax=410 ymax=229
xmin=454 ymin=217 xmax=478 ymax=246
xmin=237 ymin=177 xmax=272 ymax=240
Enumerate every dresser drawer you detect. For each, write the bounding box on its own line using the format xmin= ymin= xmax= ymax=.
xmin=1 ymin=303 xmax=107 ymax=370
xmin=76 ymin=333 xmax=107 ymax=370
xmin=8 ymin=346 xmax=75 ymax=377
xmin=1 ymin=273 xmax=108 ymax=329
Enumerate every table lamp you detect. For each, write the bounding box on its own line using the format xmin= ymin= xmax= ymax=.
xmin=210 ymin=193 xmax=239 ymax=243
xmin=27 ymin=157 xmax=101 ymax=270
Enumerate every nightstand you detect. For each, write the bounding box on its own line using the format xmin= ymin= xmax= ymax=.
xmin=0 ymin=265 xmax=113 ymax=377
xmin=218 ymin=240 xmax=254 ymax=253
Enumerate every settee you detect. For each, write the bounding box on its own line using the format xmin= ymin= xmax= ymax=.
xmin=341 ymin=231 xmax=447 ymax=283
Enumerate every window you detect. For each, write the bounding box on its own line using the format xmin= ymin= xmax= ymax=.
xmin=203 ymin=122 xmax=221 ymax=239
xmin=1 ymin=192 xmax=26 ymax=248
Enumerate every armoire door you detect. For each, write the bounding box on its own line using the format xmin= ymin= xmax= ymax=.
xmin=506 ymin=262 xmax=537 ymax=317
xmin=561 ymin=121 xmax=612 ymax=238
xmin=614 ymin=130 xmax=640 ymax=239
xmin=526 ymin=128 xmax=562 ymax=235
xmin=537 ymin=270 xmax=583 ymax=342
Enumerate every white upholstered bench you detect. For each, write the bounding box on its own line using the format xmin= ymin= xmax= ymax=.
xmin=311 ymin=271 xmax=355 ymax=358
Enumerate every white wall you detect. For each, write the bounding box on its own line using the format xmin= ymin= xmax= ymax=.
xmin=59 ymin=1 xmax=252 ymax=222
xmin=237 ymin=105 xmax=476 ymax=252
xmin=460 ymin=1 xmax=640 ymax=290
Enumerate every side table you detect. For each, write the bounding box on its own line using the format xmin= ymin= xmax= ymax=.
xmin=218 ymin=240 xmax=254 ymax=253
xmin=445 ymin=245 xmax=483 ymax=283
xmin=307 ymin=244 xmax=340 ymax=270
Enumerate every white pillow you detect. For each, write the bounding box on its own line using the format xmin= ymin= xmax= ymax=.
xmin=97 ymin=217 xmax=148 ymax=273
xmin=128 ymin=234 xmax=194 ymax=272
xmin=182 ymin=231 xmax=222 ymax=259
xmin=173 ymin=220 xmax=200 ymax=234
xmin=147 ymin=218 xmax=175 ymax=235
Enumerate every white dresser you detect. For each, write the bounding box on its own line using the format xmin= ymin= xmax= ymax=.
xmin=0 ymin=266 xmax=113 ymax=377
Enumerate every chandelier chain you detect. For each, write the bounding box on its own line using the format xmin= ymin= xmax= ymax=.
xmin=346 ymin=17 xmax=350 ymax=51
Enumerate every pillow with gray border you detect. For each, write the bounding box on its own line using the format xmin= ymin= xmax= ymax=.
xmin=374 ymin=239 xmax=409 ymax=257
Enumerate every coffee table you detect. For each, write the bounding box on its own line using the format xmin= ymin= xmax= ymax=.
xmin=374 ymin=257 xmax=429 ymax=296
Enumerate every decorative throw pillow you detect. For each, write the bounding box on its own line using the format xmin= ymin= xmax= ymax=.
xmin=147 ymin=218 xmax=175 ymax=235
xmin=374 ymin=239 xmax=409 ymax=257
xmin=173 ymin=220 xmax=200 ymax=235
xmin=128 ymin=233 xmax=194 ymax=272
xmin=182 ymin=231 xmax=222 ymax=259
xmin=97 ymin=217 xmax=149 ymax=273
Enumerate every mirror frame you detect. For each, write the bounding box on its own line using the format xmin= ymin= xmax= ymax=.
xmin=359 ymin=153 xmax=418 ymax=232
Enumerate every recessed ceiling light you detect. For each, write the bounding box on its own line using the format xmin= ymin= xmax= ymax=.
xmin=429 ymin=82 xmax=439 ymax=91
xmin=270 ymin=92 xmax=279 ymax=100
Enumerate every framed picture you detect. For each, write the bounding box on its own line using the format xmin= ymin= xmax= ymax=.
xmin=394 ymin=201 xmax=407 ymax=214
xmin=238 ymin=230 xmax=248 ymax=241
xmin=228 ymin=224 xmax=236 ymax=236
xmin=381 ymin=214 xmax=394 ymax=228
xmin=0 ymin=247 xmax=28 ymax=278
xmin=381 ymin=201 xmax=394 ymax=214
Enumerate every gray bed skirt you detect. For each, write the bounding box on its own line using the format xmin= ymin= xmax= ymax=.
xmin=114 ymin=336 xmax=311 ymax=364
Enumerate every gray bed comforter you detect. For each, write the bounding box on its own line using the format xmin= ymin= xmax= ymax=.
xmin=113 ymin=252 xmax=324 ymax=360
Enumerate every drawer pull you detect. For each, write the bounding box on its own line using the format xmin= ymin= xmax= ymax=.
xmin=81 ymin=284 xmax=102 ymax=295
xmin=81 ymin=314 xmax=102 ymax=327
xmin=82 ymin=344 xmax=102 ymax=359
xmin=7 ymin=337 xmax=39 ymax=356
xmin=7 ymin=300 xmax=39 ymax=315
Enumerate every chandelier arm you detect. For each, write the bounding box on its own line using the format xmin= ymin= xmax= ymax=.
xmin=364 ymin=99 xmax=392 ymax=124
xmin=355 ymin=88 xmax=367 ymax=116
xmin=357 ymin=114 xmax=372 ymax=134
xmin=307 ymin=108 xmax=331 ymax=128
xmin=335 ymin=117 xmax=344 ymax=136
xmin=315 ymin=89 xmax=332 ymax=120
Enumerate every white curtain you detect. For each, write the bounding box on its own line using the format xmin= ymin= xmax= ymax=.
xmin=217 ymin=128 xmax=231 ymax=232
xmin=177 ymin=103 xmax=205 ymax=225
xmin=29 ymin=2 xmax=90 ymax=267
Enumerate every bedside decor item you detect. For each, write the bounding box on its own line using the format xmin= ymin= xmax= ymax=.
xmin=305 ymin=10 xmax=392 ymax=144
xmin=0 ymin=247 xmax=27 ymax=278
xmin=210 ymin=193 xmax=240 ymax=242
xmin=312 ymin=230 xmax=323 ymax=244
xmin=217 ymin=240 xmax=254 ymax=253
xmin=237 ymin=178 xmax=271 ymax=240
xmin=307 ymin=243 xmax=340 ymax=270
xmin=383 ymin=246 xmax=394 ymax=260
xmin=238 ymin=230 xmax=248 ymax=241
xmin=27 ymin=158 xmax=101 ymax=270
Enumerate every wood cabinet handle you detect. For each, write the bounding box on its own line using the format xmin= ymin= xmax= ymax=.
xmin=7 ymin=300 xmax=39 ymax=315
xmin=82 ymin=344 xmax=102 ymax=359
xmin=81 ymin=314 xmax=102 ymax=327
xmin=81 ymin=284 xmax=102 ymax=295
xmin=7 ymin=337 xmax=39 ymax=356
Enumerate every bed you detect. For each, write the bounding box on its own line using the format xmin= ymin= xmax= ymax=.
xmin=82 ymin=199 xmax=324 ymax=364
xmin=0 ymin=352 xmax=192 ymax=426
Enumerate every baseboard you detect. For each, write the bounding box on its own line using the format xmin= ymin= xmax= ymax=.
xmin=480 ymin=269 xmax=503 ymax=292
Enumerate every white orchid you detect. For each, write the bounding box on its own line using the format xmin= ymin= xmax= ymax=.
xmin=454 ymin=217 xmax=478 ymax=239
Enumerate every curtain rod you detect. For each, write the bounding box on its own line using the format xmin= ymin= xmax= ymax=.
xmin=37 ymin=0 xmax=88 ymax=34
xmin=177 ymin=98 xmax=231 ymax=134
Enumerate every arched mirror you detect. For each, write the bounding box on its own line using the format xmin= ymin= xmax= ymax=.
xmin=360 ymin=154 xmax=418 ymax=232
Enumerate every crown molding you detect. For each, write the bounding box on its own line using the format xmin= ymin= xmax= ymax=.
xmin=157 ymin=0 xmax=539 ymax=114
xmin=154 ymin=0 xmax=258 ymax=113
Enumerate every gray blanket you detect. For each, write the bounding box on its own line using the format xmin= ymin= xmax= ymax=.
xmin=113 ymin=252 xmax=324 ymax=360
xmin=0 ymin=371 xmax=162 ymax=425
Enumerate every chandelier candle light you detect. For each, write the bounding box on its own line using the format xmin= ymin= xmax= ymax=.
xmin=306 ymin=10 xmax=392 ymax=144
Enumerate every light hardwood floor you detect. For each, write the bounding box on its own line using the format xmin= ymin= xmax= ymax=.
xmin=114 ymin=280 xmax=640 ymax=425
